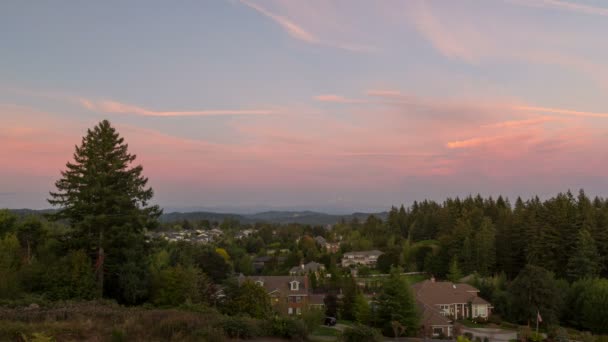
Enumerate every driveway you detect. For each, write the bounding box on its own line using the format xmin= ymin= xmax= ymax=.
xmin=460 ymin=327 xmax=517 ymax=342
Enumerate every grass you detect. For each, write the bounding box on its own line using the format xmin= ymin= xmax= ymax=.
xmin=337 ymin=320 xmax=354 ymax=326
xmin=312 ymin=325 xmax=341 ymax=337
xmin=403 ymin=273 xmax=427 ymax=284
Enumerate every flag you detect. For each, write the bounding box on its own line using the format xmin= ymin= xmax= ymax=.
xmin=537 ymin=311 xmax=542 ymax=323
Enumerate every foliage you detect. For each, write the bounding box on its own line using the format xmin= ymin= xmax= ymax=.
xmin=509 ymin=264 xmax=563 ymax=326
xmin=373 ymin=268 xmax=419 ymax=336
xmin=340 ymin=324 xmax=383 ymax=342
xmin=47 ymin=120 xmax=161 ymax=304
xmin=566 ymin=229 xmax=601 ymax=281
xmin=221 ymin=280 xmax=271 ymax=319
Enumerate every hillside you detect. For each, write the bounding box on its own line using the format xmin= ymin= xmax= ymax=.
xmin=8 ymin=208 xmax=387 ymax=225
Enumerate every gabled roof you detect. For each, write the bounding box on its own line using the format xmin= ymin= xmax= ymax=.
xmin=343 ymin=250 xmax=383 ymax=257
xmin=290 ymin=261 xmax=324 ymax=274
xmin=412 ymin=280 xmax=490 ymax=306
xmin=239 ymin=275 xmax=309 ymax=296
xmin=417 ymin=299 xmax=452 ymax=327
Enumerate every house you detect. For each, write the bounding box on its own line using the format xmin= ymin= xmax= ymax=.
xmin=341 ymin=250 xmax=383 ymax=267
xmin=314 ymin=236 xmax=327 ymax=246
xmin=235 ymin=229 xmax=255 ymax=239
xmin=238 ymin=275 xmax=318 ymax=315
xmin=412 ymin=278 xmax=492 ymax=338
xmin=252 ymin=255 xmax=286 ymax=273
xmin=314 ymin=236 xmax=340 ymax=253
xmin=289 ymin=261 xmax=325 ymax=276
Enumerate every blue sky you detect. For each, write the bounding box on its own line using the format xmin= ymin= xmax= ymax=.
xmin=1 ymin=0 xmax=608 ymax=213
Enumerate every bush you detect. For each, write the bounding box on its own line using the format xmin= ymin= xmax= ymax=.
xmin=340 ymin=324 xmax=383 ymax=342
xmin=220 ymin=316 xmax=261 ymax=339
xmin=266 ymin=317 xmax=308 ymax=341
xmin=193 ymin=326 xmax=225 ymax=342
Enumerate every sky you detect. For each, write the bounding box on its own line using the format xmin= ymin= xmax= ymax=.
xmin=2 ymin=0 xmax=608 ymax=213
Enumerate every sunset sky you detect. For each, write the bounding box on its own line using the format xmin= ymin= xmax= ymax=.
xmin=2 ymin=0 xmax=608 ymax=213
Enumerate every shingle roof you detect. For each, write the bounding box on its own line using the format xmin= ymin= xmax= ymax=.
xmin=412 ymin=280 xmax=490 ymax=306
xmin=343 ymin=250 xmax=383 ymax=257
xmin=418 ymin=300 xmax=452 ymax=327
xmin=290 ymin=261 xmax=324 ymax=274
xmin=239 ymin=275 xmax=309 ymax=296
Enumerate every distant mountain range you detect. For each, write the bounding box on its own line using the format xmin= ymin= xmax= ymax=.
xmin=8 ymin=208 xmax=388 ymax=226
xmin=160 ymin=210 xmax=388 ymax=225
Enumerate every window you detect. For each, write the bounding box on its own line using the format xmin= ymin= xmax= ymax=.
xmin=290 ymin=281 xmax=299 ymax=291
xmin=478 ymin=305 xmax=487 ymax=317
xmin=288 ymin=307 xmax=293 ymax=315
xmin=296 ymin=308 xmax=301 ymax=315
xmin=433 ymin=328 xmax=443 ymax=337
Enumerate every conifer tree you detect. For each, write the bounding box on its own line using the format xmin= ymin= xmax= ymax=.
xmin=566 ymin=228 xmax=601 ymax=281
xmin=447 ymin=257 xmax=463 ymax=282
xmin=48 ymin=120 xmax=161 ymax=303
xmin=374 ymin=268 xmax=419 ymax=336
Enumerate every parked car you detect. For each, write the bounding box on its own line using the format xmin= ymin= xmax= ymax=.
xmin=324 ymin=316 xmax=337 ymax=326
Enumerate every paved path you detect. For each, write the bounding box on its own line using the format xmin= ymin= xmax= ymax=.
xmin=460 ymin=327 xmax=517 ymax=342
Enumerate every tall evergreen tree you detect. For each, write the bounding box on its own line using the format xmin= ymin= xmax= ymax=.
xmin=474 ymin=217 xmax=496 ymax=276
xmin=510 ymin=264 xmax=562 ymax=326
xmin=447 ymin=257 xmax=463 ymax=282
xmin=374 ymin=268 xmax=419 ymax=336
xmin=566 ymin=228 xmax=601 ymax=281
xmin=48 ymin=120 xmax=161 ymax=303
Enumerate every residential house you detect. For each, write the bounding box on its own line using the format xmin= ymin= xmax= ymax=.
xmin=235 ymin=229 xmax=255 ymax=239
xmin=289 ymin=261 xmax=325 ymax=276
xmin=412 ymin=278 xmax=492 ymax=338
xmin=341 ymin=250 xmax=383 ymax=267
xmin=314 ymin=236 xmax=340 ymax=253
xmin=238 ymin=275 xmax=318 ymax=316
xmin=252 ymin=255 xmax=286 ymax=273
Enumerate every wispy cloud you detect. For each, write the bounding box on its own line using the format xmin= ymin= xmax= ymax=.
xmin=239 ymin=0 xmax=318 ymax=44
xmin=314 ymin=94 xmax=368 ymax=104
xmin=79 ymin=98 xmax=276 ymax=117
xmin=366 ymin=89 xmax=403 ymax=98
xmin=514 ymin=105 xmax=608 ymax=118
xmin=238 ymin=0 xmax=375 ymax=52
xmin=481 ymin=116 xmax=558 ymax=128
xmin=506 ymin=0 xmax=608 ymax=17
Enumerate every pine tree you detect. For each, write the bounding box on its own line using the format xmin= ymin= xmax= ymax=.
xmin=374 ymin=268 xmax=419 ymax=336
xmin=48 ymin=120 xmax=161 ymax=303
xmin=474 ymin=217 xmax=496 ymax=276
xmin=447 ymin=257 xmax=463 ymax=282
xmin=566 ymin=228 xmax=601 ymax=281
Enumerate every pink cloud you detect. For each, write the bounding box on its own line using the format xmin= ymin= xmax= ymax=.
xmin=239 ymin=0 xmax=318 ymax=44
xmin=507 ymin=0 xmax=608 ymax=17
xmin=514 ymin=105 xmax=608 ymax=118
xmin=314 ymin=94 xmax=368 ymax=104
xmin=78 ymin=98 xmax=276 ymax=117
xmin=481 ymin=116 xmax=559 ymax=128
xmin=239 ymin=0 xmax=375 ymax=52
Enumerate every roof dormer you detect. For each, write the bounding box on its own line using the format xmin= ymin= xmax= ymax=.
xmin=290 ymin=280 xmax=300 ymax=291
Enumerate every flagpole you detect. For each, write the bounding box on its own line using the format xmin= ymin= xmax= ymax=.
xmin=536 ymin=310 xmax=539 ymax=337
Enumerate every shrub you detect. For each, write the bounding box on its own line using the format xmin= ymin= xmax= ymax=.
xmin=266 ymin=317 xmax=308 ymax=341
xmin=193 ymin=326 xmax=225 ymax=342
xmin=340 ymin=324 xmax=383 ymax=342
xmin=220 ymin=316 xmax=261 ymax=339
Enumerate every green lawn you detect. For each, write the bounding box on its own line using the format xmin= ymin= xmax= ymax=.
xmin=337 ymin=320 xmax=354 ymax=326
xmin=312 ymin=325 xmax=341 ymax=337
xmin=403 ymin=273 xmax=427 ymax=284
